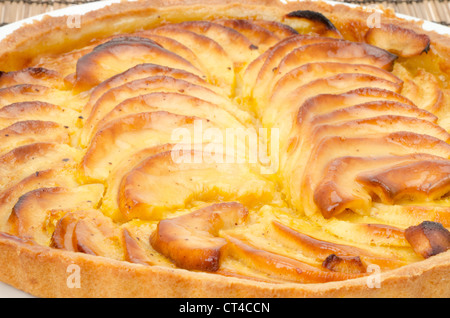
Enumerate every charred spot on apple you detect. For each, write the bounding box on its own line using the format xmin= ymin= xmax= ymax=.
xmin=405 ymin=221 xmax=450 ymax=258
xmin=285 ymin=10 xmax=338 ymax=31
xmin=322 ymin=254 xmax=367 ymax=274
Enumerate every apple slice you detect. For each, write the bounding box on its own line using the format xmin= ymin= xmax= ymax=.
xmin=272 ymin=221 xmax=405 ymax=270
xmin=224 ymin=234 xmax=365 ymax=283
xmin=174 ymin=21 xmax=260 ymax=68
xmin=0 ymin=121 xmax=70 ymax=156
xmin=148 ymin=26 xmax=234 ymax=93
xmin=74 ymin=36 xmax=203 ymax=91
xmin=310 ymin=101 xmax=438 ymax=128
xmin=0 ymin=84 xmax=49 ymax=108
xmin=93 ymin=92 xmax=244 ymax=139
xmin=297 ymin=88 xmax=418 ymax=126
xmin=150 ymin=202 xmax=248 ymax=271
xmin=357 ymin=159 xmax=450 ymax=204
xmin=310 ymin=115 xmax=450 ymax=146
xmin=214 ymin=19 xmax=280 ymax=50
xmin=284 ymin=10 xmax=342 ymax=38
xmin=0 ymin=143 xmax=81 ymax=189
xmin=81 ymin=111 xmax=220 ymax=181
xmin=84 ymin=63 xmax=224 ymax=117
xmin=81 ymin=76 xmax=251 ymax=146
xmin=251 ymin=20 xmax=298 ymax=38
xmin=0 ymin=101 xmax=79 ymax=130
xmin=8 ymin=184 xmax=104 ymax=246
xmin=313 ymin=154 xmax=446 ymax=218
xmin=118 ymin=150 xmax=276 ymax=221
xmin=0 ymin=67 xmax=63 ymax=89
xmin=404 ymin=221 xmax=450 ymax=258
xmin=365 ymin=23 xmax=430 ymax=58
xmin=0 ymin=168 xmax=78 ymax=232
xmin=243 ymin=35 xmax=340 ymax=100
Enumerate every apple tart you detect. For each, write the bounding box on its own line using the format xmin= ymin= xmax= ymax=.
xmin=0 ymin=0 xmax=449 ymax=297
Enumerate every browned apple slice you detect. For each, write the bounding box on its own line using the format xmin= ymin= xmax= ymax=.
xmin=404 ymin=221 xmax=450 ymax=258
xmin=0 ymin=143 xmax=81 ymax=189
xmin=122 ymin=228 xmax=160 ymax=266
xmin=81 ymin=76 xmax=251 ymax=146
xmin=148 ymin=26 xmax=234 ymax=92
xmin=322 ymin=254 xmax=366 ymax=274
xmin=224 ymin=234 xmax=365 ymax=283
xmin=365 ymin=24 xmax=430 ymax=58
xmin=0 ymin=121 xmax=70 ymax=156
xmin=284 ymin=10 xmax=342 ymax=38
xmin=357 ymin=160 xmax=450 ymax=204
xmin=313 ymin=154 xmax=446 ymax=218
xmin=0 ymin=67 xmax=63 ymax=89
xmin=93 ymin=92 xmax=244 ymax=139
xmin=81 ymin=112 xmax=220 ymax=181
xmin=8 ymin=184 xmax=104 ymax=245
xmin=0 ymin=101 xmax=79 ymax=130
xmin=150 ymin=202 xmax=248 ymax=271
xmin=0 ymin=168 xmax=78 ymax=232
xmin=214 ymin=19 xmax=280 ymax=50
xmin=74 ymin=36 xmax=203 ymax=91
xmin=287 ymin=132 xmax=450 ymax=216
xmin=119 ymin=150 xmax=276 ymax=221
xmin=174 ymin=21 xmax=260 ymax=68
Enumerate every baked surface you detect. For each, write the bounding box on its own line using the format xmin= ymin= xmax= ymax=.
xmin=0 ymin=0 xmax=449 ymax=297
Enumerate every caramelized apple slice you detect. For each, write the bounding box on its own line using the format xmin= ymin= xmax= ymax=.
xmin=0 ymin=121 xmax=70 ymax=155
xmin=0 ymin=143 xmax=81 ymax=189
xmin=148 ymin=26 xmax=234 ymax=92
xmin=74 ymin=36 xmax=203 ymax=91
xmin=150 ymin=202 xmax=248 ymax=271
xmin=284 ymin=10 xmax=342 ymax=38
xmin=365 ymin=24 xmax=430 ymax=58
xmin=0 ymin=67 xmax=63 ymax=89
xmin=8 ymin=184 xmax=104 ymax=245
xmin=224 ymin=235 xmax=365 ymax=283
xmin=119 ymin=150 xmax=275 ymax=221
xmin=357 ymin=160 xmax=450 ymax=204
xmin=313 ymin=154 xmax=446 ymax=218
xmin=0 ymin=168 xmax=78 ymax=232
xmin=405 ymin=221 xmax=450 ymax=258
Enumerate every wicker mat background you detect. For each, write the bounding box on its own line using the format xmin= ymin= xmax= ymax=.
xmin=0 ymin=0 xmax=449 ymax=27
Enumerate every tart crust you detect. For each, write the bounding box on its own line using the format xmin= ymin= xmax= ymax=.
xmin=0 ymin=0 xmax=449 ymax=298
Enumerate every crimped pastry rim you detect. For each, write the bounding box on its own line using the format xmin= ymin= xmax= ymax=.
xmin=0 ymin=0 xmax=449 ymax=298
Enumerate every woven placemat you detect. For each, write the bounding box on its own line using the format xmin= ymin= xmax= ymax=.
xmin=0 ymin=0 xmax=449 ymax=27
